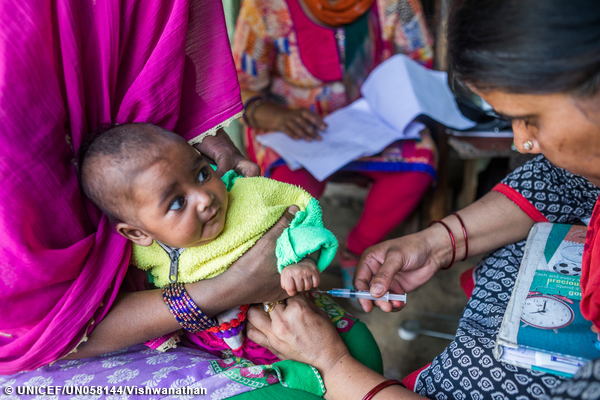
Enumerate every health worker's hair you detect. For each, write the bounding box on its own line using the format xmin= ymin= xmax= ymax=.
xmin=449 ymin=0 xmax=600 ymax=96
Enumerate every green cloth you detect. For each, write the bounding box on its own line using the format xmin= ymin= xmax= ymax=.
xmin=231 ymin=319 xmax=383 ymax=399
xmin=276 ymin=197 xmax=338 ymax=272
xmin=271 ymin=360 xmax=326 ymax=396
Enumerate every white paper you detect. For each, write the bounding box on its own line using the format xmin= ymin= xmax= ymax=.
xmin=501 ymin=347 xmax=536 ymax=364
xmin=361 ymin=54 xmax=476 ymax=131
xmin=257 ymin=54 xmax=475 ymax=180
xmin=257 ymin=99 xmax=424 ymax=181
xmin=535 ymin=352 xmax=584 ymax=375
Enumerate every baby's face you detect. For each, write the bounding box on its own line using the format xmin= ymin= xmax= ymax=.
xmin=126 ymin=140 xmax=228 ymax=248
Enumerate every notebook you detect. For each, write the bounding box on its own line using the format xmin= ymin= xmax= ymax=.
xmin=494 ymin=223 xmax=600 ymax=377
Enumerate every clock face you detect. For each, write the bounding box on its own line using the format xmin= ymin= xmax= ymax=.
xmin=521 ymin=295 xmax=574 ymax=329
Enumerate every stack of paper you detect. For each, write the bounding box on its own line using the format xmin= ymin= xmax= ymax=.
xmin=256 ymin=55 xmax=476 ymax=181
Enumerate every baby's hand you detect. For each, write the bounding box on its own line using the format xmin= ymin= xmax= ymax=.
xmin=280 ymin=259 xmax=321 ymax=297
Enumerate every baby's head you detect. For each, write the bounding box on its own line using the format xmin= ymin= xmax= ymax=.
xmin=79 ymin=123 xmax=228 ymax=248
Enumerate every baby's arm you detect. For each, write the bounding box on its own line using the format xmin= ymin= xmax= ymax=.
xmin=280 ymin=258 xmax=321 ymax=297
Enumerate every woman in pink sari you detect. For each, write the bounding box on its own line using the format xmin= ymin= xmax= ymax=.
xmin=0 ymin=1 xmax=378 ymax=397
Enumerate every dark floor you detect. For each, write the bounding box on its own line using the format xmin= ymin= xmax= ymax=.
xmin=318 ymin=183 xmax=476 ymax=380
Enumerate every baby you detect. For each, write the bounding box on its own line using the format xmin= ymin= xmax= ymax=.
xmin=79 ymin=123 xmax=337 ymax=361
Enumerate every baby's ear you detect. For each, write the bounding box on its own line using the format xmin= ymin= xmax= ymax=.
xmin=116 ymin=223 xmax=154 ymax=246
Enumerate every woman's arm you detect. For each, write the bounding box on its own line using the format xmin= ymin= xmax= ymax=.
xmin=319 ymin=355 xmax=423 ymax=400
xmin=355 ymin=191 xmax=535 ymax=312
xmin=433 ymin=190 xmax=536 ymax=262
xmin=241 ymin=90 xmax=326 ymax=141
xmin=247 ymin=295 xmax=423 ymax=400
xmin=65 ymin=207 xmax=297 ymax=359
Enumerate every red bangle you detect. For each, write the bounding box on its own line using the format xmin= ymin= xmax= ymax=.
xmin=363 ymin=379 xmax=406 ymax=400
xmin=429 ymin=220 xmax=456 ymax=270
xmin=452 ymin=212 xmax=469 ymax=261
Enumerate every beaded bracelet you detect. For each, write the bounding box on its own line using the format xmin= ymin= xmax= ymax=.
xmin=206 ymin=305 xmax=249 ymax=339
xmin=452 ymin=212 xmax=469 ymax=261
xmin=362 ymin=379 xmax=406 ymax=400
xmin=429 ymin=220 xmax=456 ymax=270
xmin=162 ymin=283 xmax=218 ymax=332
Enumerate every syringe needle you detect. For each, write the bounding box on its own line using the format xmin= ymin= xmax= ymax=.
xmin=315 ymin=289 xmax=406 ymax=303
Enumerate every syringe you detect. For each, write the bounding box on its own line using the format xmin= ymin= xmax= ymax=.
xmin=315 ymin=288 xmax=406 ymax=303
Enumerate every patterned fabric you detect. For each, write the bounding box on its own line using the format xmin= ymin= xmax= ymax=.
xmin=339 ymin=135 xmax=437 ymax=179
xmin=310 ymin=291 xmax=357 ymax=335
xmin=232 ymin=0 xmax=436 ymax=178
xmin=498 ymin=156 xmax=599 ymax=224
xmin=542 ymin=359 xmax=600 ymax=400
xmin=0 ymin=294 xmax=359 ymax=399
xmin=0 ymin=345 xmax=270 ymax=399
xmin=414 ymin=155 xmax=600 ymax=399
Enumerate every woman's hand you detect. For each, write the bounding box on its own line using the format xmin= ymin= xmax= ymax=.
xmin=193 ymin=128 xmax=260 ymax=177
xmin=273 ymin=108 xmax=326 ymax=141
xmin=188 ymin=206 xmax=300 ymax=311
xmin=251 ymin=101 xmax=327 ymax=141
xmin=247 ymin=294 xmax=350 ymax=369
xmin=247 ymin=295 xmax=425 ymax=400
xmin=354 ymin=226 xmax=451 ymax=313
xmin=355 ymin=192 xmax=538 ymax=314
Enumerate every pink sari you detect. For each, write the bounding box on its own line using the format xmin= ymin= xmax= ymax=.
xmin=0 ymin=0 xmax=242 ymax=374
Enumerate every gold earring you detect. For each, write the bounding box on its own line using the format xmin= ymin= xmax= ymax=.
xmin=523 ymin=141 xmax=533 ymax=151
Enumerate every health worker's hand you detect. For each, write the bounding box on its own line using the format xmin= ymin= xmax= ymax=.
xmin=248 ymin=294 xmax=427 ymax=400
xmin=354 ymin=228 xmax=451 ymax=313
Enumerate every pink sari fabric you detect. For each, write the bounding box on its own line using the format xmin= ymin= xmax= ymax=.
xmin=0 ymin=0 xmax=242 ymax=374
